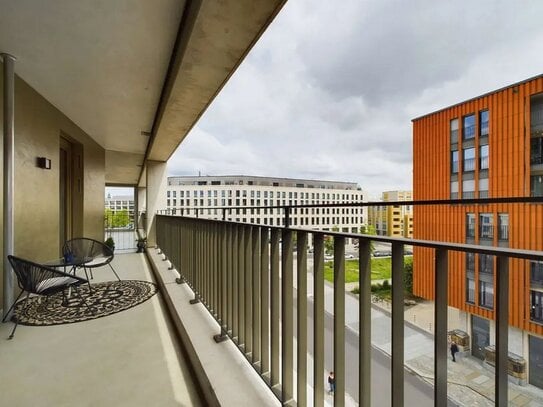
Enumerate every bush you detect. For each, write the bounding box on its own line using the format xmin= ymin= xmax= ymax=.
xmin=105 ymin=237 xmax=115 ymax=252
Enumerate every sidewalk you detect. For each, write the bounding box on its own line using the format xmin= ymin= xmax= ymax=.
xmin=343 ymin=283 xmax=543 ymax=406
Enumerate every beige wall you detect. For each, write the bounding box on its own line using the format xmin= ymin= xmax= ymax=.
xmin=1 ymin=62 xmax=105 ymax=307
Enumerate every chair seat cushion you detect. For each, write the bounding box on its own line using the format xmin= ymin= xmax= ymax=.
xmin=36 ymin=276 xmax=79 ymax=293
xmin=84 ymin=256 xmax=110 ymax=267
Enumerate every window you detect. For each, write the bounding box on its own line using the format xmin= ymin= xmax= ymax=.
xmin=451 ymin=181 xmax=459 ymax=199
xmin=479 ymin=178 xmax=488 ymax=199
xmin=463 ymin=179 xmax=475 ymax=199
xmin=167 ymin=191 xmax=170 ymax=198
xmin=463 ymin=114 xmax=476 ymax=140
xmin=498 ymin=213 xmax=508 ymax=241
xmin=479 ymin=281 xmax=494 ymax=309
xmin=531 ymin=262 xmax=543 ymax=286
xmin=451 ymin=150 xmax=459 ymax=173
xmin=463 ymin=148 xmax=476 ymax=172
xmin=531 ymin=137 xmax=543 ymax=165
xmin=464 ymin=251 xmax=474 ymax=272
xmin=480 ymin=144 xmax=489 ymax=169
xmin=531 ymin=290 xmax=543 ymax=323
xmin=531 ymin=175 xmax=543 ymax=197
xmin=479 ymin=213 xmax=493 ymax=239
xmin=466 ymin=214 xmax=476 ymax=238
xmin=450 ymin=118 xmax=459 ymax=144
xmin=466 ymin=277 xmax=475 ymax=304
xmin=479 ymin=110 xmax=489 ymax=136
xmin=479 ymin=254 xmax=493 ymax=274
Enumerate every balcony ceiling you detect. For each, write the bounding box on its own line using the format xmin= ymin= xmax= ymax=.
xmin=0 ymin=0 xmax=285 ymax=185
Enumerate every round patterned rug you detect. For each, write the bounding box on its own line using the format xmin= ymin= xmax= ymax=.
xmin=13 ymin=280 xmax=157 ymax=326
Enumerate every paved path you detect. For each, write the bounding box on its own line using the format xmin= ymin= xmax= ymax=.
xmin=292 ymin=266 xmax=543 ymax=406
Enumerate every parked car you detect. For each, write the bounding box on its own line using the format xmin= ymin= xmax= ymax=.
xmin=345 ymin=254 xmax=355 ymax=259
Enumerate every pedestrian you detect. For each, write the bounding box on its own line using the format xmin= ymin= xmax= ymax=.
xmin=450 ymin=341 xmax=459 ymax=362
xmin=328 ymin=371 xmax=335 ymax=394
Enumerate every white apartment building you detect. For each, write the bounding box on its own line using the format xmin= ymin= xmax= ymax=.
xmin=105 ymin=194 xmax=135 ymax=216
xmin=165 ymin=175 xmax=366 ymax=244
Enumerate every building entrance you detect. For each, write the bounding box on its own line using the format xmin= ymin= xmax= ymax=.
xmin=471 ymin=315 xmax=490 ymax=360
xmin=529 ymin=335 xmax=543 ymax=389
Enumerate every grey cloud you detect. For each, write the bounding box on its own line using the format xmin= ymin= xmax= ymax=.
xmin=168 ymin=0 xmax=543 ymax=197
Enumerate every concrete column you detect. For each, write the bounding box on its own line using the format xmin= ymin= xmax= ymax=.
xmin=2 ymin=53 xmax=15 ymax=319
xmin=145 ymin=161 xmax=167 ymax=246
xmin=136 ymin=186 xmax=146 ymax=231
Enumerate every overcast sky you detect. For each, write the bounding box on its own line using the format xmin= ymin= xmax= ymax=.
xmin=167 ymin=0 xmax=543 ymax=199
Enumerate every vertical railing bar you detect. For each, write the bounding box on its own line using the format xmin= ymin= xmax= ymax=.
xmin=261 ymin=228 xmax=271 ymax=376
xmin=232 ymin=226 xmax=239 ymax=341
xmin=435 ymin=248 xmax=448 ymax=407
xmin=252 ymin=227 xmax=261 ymax=367
xmin=215 ymin=222 xmax=219 ymax=316
xmin=391 ymin=242 xmax=405 ymax=407
xmin=227 ymin=224 xmax=233 ymax=333
xmin=282 ymin=228 xmax=294 ymax=403
xmin=245 ymin=226 xmax=253 ymax=357
xmin=270 ymin=228 xmax=281 ymax=388
xmin=204 ymin=223 xmax=207 ymax=303
xmin=334 ymin=237 xmax=346 ymax=407
xmin=239 ymin=226 xmax=246 ymax=350
xmin=496 ymin=256 xmax=509 ymax=407
xmin=314 ymin=233 xmax=325 ymax=407
xmin=359 ymin=238 xmax=371 ymax=407
xmin=213 ymin=222 xmax=229 ymax=342
xmin=297 ymin=231 xmax=308 ymax=407
xmin=189 ymin=221 xmax=200 ymax=304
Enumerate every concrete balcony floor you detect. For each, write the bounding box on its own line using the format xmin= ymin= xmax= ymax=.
xmin=0 ymin=252 xmax=203 ymax=406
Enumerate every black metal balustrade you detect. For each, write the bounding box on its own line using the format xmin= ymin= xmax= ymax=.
xmin=155 ymin=197 xmax=543 ymax=407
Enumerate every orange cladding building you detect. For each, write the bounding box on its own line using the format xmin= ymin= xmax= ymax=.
xmin=412 ymin=75 xmax=543 ymax=386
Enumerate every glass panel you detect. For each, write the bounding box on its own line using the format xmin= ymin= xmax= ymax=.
xmin=463 ymin=147 xmax=476 ymax=171
xmin=450 ymin=118 xmax=459 ymax=143
xmin=531 ymin=137 xmax=543 ymax=165
xmin=531 ymin=291 xmax=543 ymax=323
xmin=479 ymin=281 xmax=494 ymax=308
xmin=466 ymin=277 xmax=475 ymax=303
xmin=531 ymin=262 xmax=543 ymax=286
xmin=498 ymin=213 xmax=509 ymax=240
xmin=480 ymin=110 xmax=489 ymax=136
xmin=532 ymin=175 xmax=543 ymax=197
xmin=466 ymin=213 xmax=476 ymax=238
xmin=479 ymin=254 xmax=494 ymax=274
xmin=463 ymin=114 xmax=476 ymax=139
xmin=451 ymin=150 xmax=459 ymax=173
xmin=479 ymin=213 xmax=493 ymax=239
xmin=466 ymin=252 xmax=475 ymax=272
xmin=480 ymin=144 xmax=489 ymax=169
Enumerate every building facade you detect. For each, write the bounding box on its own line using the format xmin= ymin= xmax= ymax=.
xmin=368 ymin=190 xmax=413 ymax=238
xmin=105 ymin=195 xmax=135 ymax=215
xmin=413 ymin=75 xmax=543 ymax=388
xmin=166 ymin=175 xmax=366 ymax=243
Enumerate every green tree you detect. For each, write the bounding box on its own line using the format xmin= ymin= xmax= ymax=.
xmin=358 ymin=224 xmax=377 ymax=254
xmin=404 ymin=256 xmax=414 ymax=295
xmin=105 ymin=209 xmax=130 ymax=228
xmin=324 ymin=226 xmax=339 ymax=255
xmin=113 ymin=209 xmax=130 ymax=227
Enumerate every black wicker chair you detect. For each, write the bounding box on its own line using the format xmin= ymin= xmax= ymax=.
xmin=2 ymin=255 xmax=89 ymax=339
xmin=63 ymin=237 xmax=120 ymax=282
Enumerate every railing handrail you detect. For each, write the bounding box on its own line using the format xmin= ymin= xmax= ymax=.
xmin=156 ymin=214 xmax=543 ymax=261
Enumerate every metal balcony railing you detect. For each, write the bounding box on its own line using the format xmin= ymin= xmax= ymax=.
xmin=155 ymin=196 xmax=543 ymax=407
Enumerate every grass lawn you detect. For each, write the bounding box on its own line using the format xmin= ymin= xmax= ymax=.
xmin=323 ymin=256 xmax=412 ymax=283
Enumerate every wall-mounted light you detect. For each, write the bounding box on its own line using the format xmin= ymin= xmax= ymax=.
xmin=37 ymin=157 xmax=51 ymax=170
